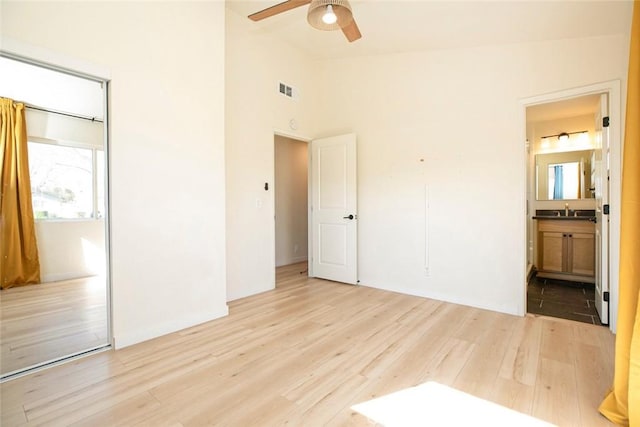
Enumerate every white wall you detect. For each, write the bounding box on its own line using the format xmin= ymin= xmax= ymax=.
xmin=2 ymin=1 xmax=228 ymax=348
xmin=225 ymin=8 xmax=320 ymax=301
xmin=275 ymin=136 xmax=308 ymax=267
xmin=35 ymin=220 xmax=105 ymax=282
xmin=314 ymin=34 xmax=630 ymax=315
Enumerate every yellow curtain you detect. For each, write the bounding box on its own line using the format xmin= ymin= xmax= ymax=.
xmin=0 ymin=97 xmax=41 ymax=289
xmin=599 ymin=1 xmax=640 ymax=425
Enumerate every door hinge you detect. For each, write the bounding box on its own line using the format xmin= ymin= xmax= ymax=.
xmin=603 ymin=204 xmax=610 ymax=215
xmin=604 ymin=291 xmax=610 ymax=302
xmin=603 ymin=116 xmax=610 ymax=128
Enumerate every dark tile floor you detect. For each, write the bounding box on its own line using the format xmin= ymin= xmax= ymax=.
xmin=527 ymin=276 xmax=604 ymax=325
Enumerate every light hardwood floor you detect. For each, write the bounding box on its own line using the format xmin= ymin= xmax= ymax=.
xmin=0 ymin=263 xmax=614 ymax=426
xmin=0 ymin=276 xmax=108 ymax=376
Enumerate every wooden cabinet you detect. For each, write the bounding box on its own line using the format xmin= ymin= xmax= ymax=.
xmin=536 ymin=219 xmax=595 ymax=283
xmin=569 ymin=232 xmax=596 ymax=276
xmin=540 ymin=231 xmax=564 ymax=273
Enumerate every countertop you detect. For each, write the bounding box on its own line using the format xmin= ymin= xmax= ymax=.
xmin=532 ymin=215 xmax=597 ymax=222
xmin=533 ymin=209 xmax=596 ymax=222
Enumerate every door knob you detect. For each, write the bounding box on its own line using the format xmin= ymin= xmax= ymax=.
xmin=343 ymin=214 xmax=354 ymax=220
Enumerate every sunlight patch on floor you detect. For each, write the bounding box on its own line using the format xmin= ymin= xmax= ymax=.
xmin=352 ymin=382 xmax=555 ymax=426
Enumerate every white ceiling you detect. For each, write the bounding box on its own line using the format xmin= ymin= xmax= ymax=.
xmin=226 ymin=0 xmax=633 ymax=60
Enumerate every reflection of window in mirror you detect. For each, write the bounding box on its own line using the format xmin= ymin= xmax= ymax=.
xmin=548 ymin=162 xmax=580 ymax=199
xmin=535 ymin=150 xmax=593 ymax=200
xmin=28 ymin=141 xmax=105 ymax=219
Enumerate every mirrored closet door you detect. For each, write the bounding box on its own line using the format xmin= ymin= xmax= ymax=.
xmin=0 ymin=55 xmax=111 ymax=379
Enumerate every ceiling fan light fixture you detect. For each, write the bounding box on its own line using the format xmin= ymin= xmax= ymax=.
xmin=307 ymin=0 xmax=353 ymax=31
xmin=322 ymin=5 xmax=338 ymax=25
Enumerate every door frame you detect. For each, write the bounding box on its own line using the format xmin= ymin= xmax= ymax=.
xmin=0 ymin=50 xmax=113 ymax=378
xmin=520 ymin=80 xmax=622 ymax=333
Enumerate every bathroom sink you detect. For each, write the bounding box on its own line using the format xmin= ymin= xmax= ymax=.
xmin=532 ymin=209 xmax=596 ymax=222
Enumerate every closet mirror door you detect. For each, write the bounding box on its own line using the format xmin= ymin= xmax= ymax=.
xmin=0 ymin=55 xmax=110 ymax=379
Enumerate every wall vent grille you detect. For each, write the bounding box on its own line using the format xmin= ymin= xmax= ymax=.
xmin=278 ymin=82 xmax=298 ymax=100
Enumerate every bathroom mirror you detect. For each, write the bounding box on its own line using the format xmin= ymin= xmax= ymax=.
xmin=536 ymin=149 xmax=594 ymax=200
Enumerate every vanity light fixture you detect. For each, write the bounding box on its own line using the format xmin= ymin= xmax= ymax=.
xmin=541 ymin=130 xmax=588 ymax=142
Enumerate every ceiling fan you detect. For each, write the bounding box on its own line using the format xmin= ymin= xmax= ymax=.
xmin=248 ymin=0 xmax=362 ymax=43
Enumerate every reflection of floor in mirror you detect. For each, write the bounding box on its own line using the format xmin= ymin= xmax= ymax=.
xmin=0 ymin=276 xmax=108 ymax=376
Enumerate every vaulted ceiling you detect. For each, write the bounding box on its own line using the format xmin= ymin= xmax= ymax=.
xmin=226 ymin=1 xmax=634 ymax=60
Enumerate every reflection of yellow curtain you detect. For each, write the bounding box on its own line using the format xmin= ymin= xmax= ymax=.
xmin=0 ymin=97 xmax=41 ymax=289
xmin=599 ymin=1 xmax=640 ymax=425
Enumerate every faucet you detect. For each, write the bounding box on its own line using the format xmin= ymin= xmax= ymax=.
xmin=565 ymin=203 xmax=569 ymax=217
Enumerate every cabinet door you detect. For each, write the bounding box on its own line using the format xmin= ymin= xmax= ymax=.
xmin=569 ymin=232 xmax=595 ymax=276
xmin=540 ymin=231 xmax=564 ymax=273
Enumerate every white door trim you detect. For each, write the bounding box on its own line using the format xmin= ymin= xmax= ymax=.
xmin=519 ymin=80 xmax=622 ymax=333
xmin=274 ymin=128 xmax=312 ymax=143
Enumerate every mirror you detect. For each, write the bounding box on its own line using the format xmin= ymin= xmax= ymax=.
xmin=536 ymin=150 xmax=594 ymax=200
xmin=0 ymin=56 xmax=110 ymax=379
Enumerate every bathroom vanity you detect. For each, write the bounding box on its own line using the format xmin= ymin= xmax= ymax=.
xmin=533 ymin=211 xmax=596 ymax=283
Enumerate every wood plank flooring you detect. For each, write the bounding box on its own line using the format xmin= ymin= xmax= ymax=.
xmin=0 ymin=276 xmax=108 ymax=376
xmin=0 ymin=263 xmax=614 ymax=426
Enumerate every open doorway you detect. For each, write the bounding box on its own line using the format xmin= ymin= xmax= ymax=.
xmin=274 ymin=135 xmax=309 ymax=282
xmin=523 ymin=82 xmax=621 ymax=330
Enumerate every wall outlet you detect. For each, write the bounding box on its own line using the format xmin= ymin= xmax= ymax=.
xmin=294 ymin=244 xmax=299 ymax=253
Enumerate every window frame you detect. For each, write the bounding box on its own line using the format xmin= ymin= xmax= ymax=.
xmin=28 ymin=137 xmax=105 ymax=222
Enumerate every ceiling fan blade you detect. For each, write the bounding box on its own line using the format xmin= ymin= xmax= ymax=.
xmin=248 ymin=0 xmax=312 ymax=21
xmin=341 ymin=18 xmax=362 ymax=42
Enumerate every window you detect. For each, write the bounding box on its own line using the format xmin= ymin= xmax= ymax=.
xmin=28 ymin=141 xmax=104 ymax=220
xmin=547 ymin=161 xmax=580 ymax=200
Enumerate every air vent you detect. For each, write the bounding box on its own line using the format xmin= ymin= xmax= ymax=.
xmin=278 ymin=81 xmax=299 ymax=100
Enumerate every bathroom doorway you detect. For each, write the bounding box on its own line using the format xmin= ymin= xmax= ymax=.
xmin=523 ymin=81 xmax=621 ymax=330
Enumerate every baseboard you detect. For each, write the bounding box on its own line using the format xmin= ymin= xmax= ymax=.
xmin=526 ymin=264 xmax=535 ymax=283
xmin=41 ymin=272 xmax=97 ymax=283
xmin=536 ymin=271 xmax=595 ymax=284
xmin=114 ymin=304 xmax=229 ymax=349
xmin=276 ymin=256 xmax=308 ymax=267
xmin=359 ymin=280 xmax=520 ymax=317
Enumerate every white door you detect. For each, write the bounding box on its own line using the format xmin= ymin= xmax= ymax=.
xmin=594 ymin=93 xmax=609 ymax=324
xmin=310 ymin=133 xmax=357 ymax=284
